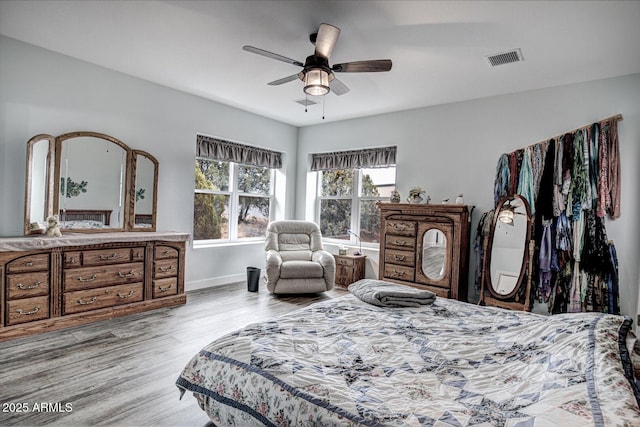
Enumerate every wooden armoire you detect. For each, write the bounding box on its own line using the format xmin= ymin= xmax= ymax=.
xmin=378 ymin=203 xmax=473 ymax=301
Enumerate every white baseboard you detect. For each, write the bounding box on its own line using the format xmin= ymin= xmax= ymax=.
xmin=186 ymin=273 xmax=245 ymax=292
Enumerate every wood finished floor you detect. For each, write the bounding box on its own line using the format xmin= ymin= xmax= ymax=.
xmin=0 ymin=283 xmax=346 ymax=427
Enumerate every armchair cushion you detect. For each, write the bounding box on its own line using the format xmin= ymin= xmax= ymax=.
xmin=280 ymin=260 xmax=324 ymax=279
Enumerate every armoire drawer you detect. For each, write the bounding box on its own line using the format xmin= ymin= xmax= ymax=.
xmin=6 ymin=271 xmax=49 ymax=300
xmin=383 ymin=264 xmax=415 ymax=282
xmin=63 ymin=283 xmax=143 ymax=315
xmin=385 ymin=235 xmax=416 ymax=251
xmin=384 ymin=249 xmax=415 ymax=267
xmin=6 ymin=296 xmax=50 ymax=325
xmin=385 ymin=221 xmax=417 ymax=237
xmin=152 ymin=277 xmax=178 ymax=298
xmin=63 ymin=262 xmax=144 ymax=291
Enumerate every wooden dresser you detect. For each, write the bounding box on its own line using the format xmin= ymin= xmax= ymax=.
xmin=378 ymin=203 xmax=473 ymax=301
xmin=0 ymin=232 xmax=188 ymax=341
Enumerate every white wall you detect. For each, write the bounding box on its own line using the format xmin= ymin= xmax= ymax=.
xmin=297 ymin=73 xmax=640 ymax=320
xmin=0 ymin=36 xmax=298 ymax=288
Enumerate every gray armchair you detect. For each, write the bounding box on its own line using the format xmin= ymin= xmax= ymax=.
xmin=264 ymin=220 xmax=335 ymax=294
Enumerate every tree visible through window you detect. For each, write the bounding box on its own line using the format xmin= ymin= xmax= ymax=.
xmin=318 ymin=167 xmax=396 ymax=244
xmin=194 ymin=158 xmax=273 ymax=242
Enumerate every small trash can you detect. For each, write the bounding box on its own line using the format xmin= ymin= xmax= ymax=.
xmin=247 ymin=267 xmax=261 ymax=292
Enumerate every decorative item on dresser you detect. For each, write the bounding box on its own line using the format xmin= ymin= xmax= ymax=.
xmin=378 ymin=203 xmax=473 ymax=301
xmin=0 ymin=232 xmax=188 ymax=341
xmin=333 ymin=253 xmax=366 ymax=288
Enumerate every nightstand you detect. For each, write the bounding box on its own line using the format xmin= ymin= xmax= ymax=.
xmin=333 ymin=254 xmax=366 ymax=288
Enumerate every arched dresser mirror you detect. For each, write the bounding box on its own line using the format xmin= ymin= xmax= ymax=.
xmin=480 ymin=194 xmax=534 ymax=311
xmin=24 ymin=131 xmax=158 ymax=234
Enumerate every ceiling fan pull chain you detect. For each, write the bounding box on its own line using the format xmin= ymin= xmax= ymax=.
xmin=305 ymin=94 xmax=308 ymax=113
xmin=322 ymin=94 xmax=326 ymax=120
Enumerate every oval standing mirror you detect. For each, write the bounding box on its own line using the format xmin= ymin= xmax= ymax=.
xmin=131 ymin=150 xmax=158 ymax=231
xmin=24 ymin=135 xmax=55 ymax=235
xmin=422 ymin=228 xmax=447 ymax=280
xmin=487 ymin=195 xmax=531 ymax=298
xmin=55 ymin=132 xmax=131 ymax=232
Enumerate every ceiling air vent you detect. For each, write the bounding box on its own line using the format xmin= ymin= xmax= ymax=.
xmin=295 ymin=98 xmax=318 ymax=107
xmin=486 ymin=48 xmax=524 ymax=67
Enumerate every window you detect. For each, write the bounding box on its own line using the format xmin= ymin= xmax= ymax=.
xmin=193 ymin=135 xmax=281 ymax=243
xmin=317 ymin=166 xmax=396 ymax=245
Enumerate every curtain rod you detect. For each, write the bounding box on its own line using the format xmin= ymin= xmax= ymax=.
xmin=534 ymin=113 xmax=623 ymax=148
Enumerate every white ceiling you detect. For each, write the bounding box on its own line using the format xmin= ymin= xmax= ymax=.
xmin=1 ymin=0 xmax=639 ymax=127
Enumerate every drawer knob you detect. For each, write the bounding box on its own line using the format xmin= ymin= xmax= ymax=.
xmin=77 ymin=274 xmax=97 ymax=282
xmin=16 ymin=281 xmax=42 ymax=290
xmin=158 ymin=265 xmax=174 ymax=273
xmin=16 ymin=306 xmax=41 ymax=315
xmin=25 ymin=261 xmax=34 ymax=267
xmin=117 ymin=290 xmax=135 ymax=299
xmin=117 ymin=270 xmax=136 ymax=278
xmin=158 ymin=284 xmax=173 ymax=292
xmin=393 ymin=240 xmax=408 ymax=246
xmin=393 ymin=255 xmax=406 ymax=261
xmin=393 ymin=223 xmax=409 ymax=231
xmin=68 ymin=257 xmax=77 ymax=264
xmin=391 ymin=269 xmax=406 ymax=277
xmin=99 ymin=253 xmax=119 ymax=260
xmin=77 ymin=296 xmax=97 ymax=305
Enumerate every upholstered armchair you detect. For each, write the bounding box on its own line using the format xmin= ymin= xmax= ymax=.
xmin=264 ymin=220 xmax=335 ymax=294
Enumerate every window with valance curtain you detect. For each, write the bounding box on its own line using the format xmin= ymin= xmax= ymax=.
xmin=311 ymin=146 xmax=397 ymax=246
xmin=311 ymin=146 xmax=396 ymax=171
xmin=194 ymin=135 xmax=282 ymax=243
xmin=196 ymin=134 xmax=282 ymax=169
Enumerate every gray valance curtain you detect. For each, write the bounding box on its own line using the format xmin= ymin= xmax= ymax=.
xmin=197 ymin=134 xmax=282 ymax=168
xmin=310 ymin=146 xmax=396 ymax=171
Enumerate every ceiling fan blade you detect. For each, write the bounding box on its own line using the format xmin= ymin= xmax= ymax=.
xmin=242 ymin=45 xmax=304 ymax=67
xmin=314 ymin=23 xmax=340 ymax=59
xmin=267 ymin=74 xmax=300 ymax=86
xmin=329 ymin=78 xmax=350 ymax=96
xmin=332 ymin=59 xmax=392 ymax=73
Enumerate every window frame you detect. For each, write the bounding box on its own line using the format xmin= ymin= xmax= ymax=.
xmin=194 ymin=157 xmax=275 ymax=245
xmin=316 ymin=166 xmax=395 ymax=248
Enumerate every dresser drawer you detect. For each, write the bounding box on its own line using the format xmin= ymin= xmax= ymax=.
xmin=154 ymin=245 xmax=179 ymax=260
xmin=152 ymin=277 xmax=178 ymax=298
xmin=64 ymin=251 xmax=82 ymax=268
xmin=6 ymin=296 xmax=50 ymax=325
xmin=6 ymin=271 xmax=49 ymax=300
xmin=132 ymin=247 xmax=145 ymax=262
xmin=385 ymin=235 xmax=416 ymax=251
xmin=385 ymin=249 xmax=415 ymax=267
xmin=386 ymin=221 xmax=417 ymax=237
xmin=63 ymin=283 xmax=143 ymax=315
xmin=63 ymin=262 xmax=144 ymax=291
xmin=383 ymin=264 xmax=415 ymax=282
xmin=6 ymin=254 xmax=49 ymax=273
xmin=82 ymin=248 xmax=133 ymax=266
xmin=154 ymin=259 xmax=178 ymax=279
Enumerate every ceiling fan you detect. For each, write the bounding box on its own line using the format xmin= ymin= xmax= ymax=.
xmin=242 ymin=23 xmax=392 ymax=97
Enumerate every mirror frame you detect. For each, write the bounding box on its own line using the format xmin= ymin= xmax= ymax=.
xmin=130 ymin=150 xmax=159 ymax=232
xmin=24 ymin=131 xmax=158 ymax=234
xmin=24 ymin=134 xmax=56 ymax=235
xmin=480 ymin=194 xmax=534 ymax=311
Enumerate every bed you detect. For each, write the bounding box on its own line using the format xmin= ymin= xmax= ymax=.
xmin=176 ymin=280 xmax=640 ymax=426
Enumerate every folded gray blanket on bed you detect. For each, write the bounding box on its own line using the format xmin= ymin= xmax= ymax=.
xmin=348 ymin=279 xmax=436 ymax=307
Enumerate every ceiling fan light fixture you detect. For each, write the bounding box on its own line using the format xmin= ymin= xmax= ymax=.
xmin=304 ymin=69 xmax=330 ymax=96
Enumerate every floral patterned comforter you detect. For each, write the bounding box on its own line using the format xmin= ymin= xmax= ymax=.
xmin=176 ymin=293 xmax=640 ymax=426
